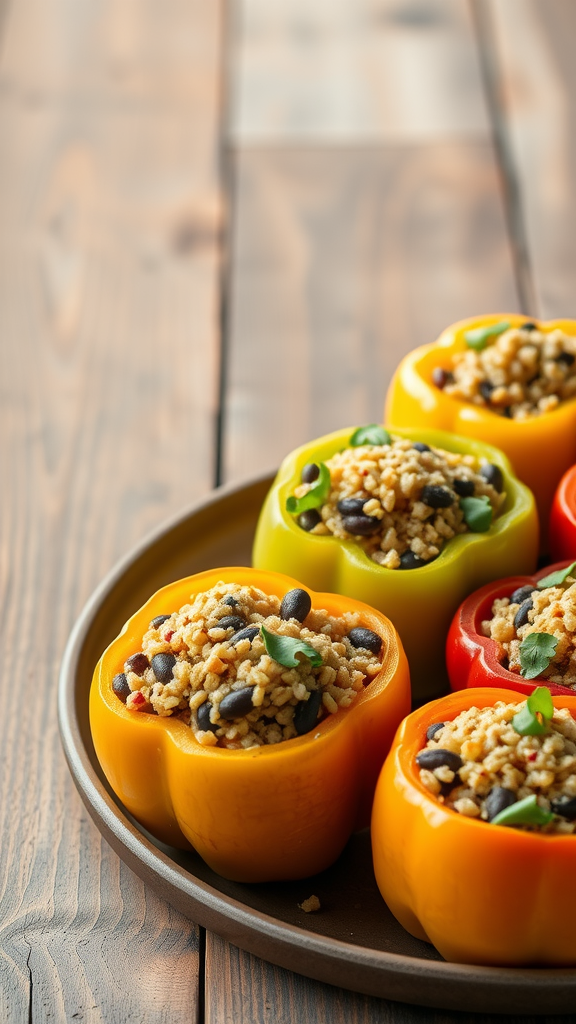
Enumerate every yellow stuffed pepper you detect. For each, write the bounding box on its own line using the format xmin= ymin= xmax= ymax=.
xmin=252 ymin=425 xmax=537 ymax=701
xmin=372 ymin=687 xmax=576 ymax=966
xmin=385 ymin=314 xmax=576 ymax=546
xmin=90 ymin=567 xmax=410 ymax=882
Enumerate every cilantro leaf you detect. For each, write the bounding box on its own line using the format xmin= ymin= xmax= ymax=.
xmin=519 ymin=634 xmax=558 ymax=681
xmin=286 ymin=462 xmax=331 ymax=515
xmin=260 ymin=625 xmax=323 ymax=669
xmin=490 ymin=794 xmax=554 ymax=828
xmin=460 ymin=495 xmax=493 ymax=532
xmin=349 ymin=425 xmax=391 ymax=447
xmin=464 ymin=320 xmax=510 ymax=351
xmin=538 ymin=561 xmax=576 ymax=590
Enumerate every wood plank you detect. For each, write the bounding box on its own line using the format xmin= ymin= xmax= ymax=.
xmin=231 ymin=0 xmax=489 ymax=142
xmin=0 ymin=0 xmax=223 ymax=1019
xmin=205 ymin=934 xmax=576 ymax=1024
xmin=222 ymin=143 xmax=520 ymax=484
xmin=487 ymin=0 xmax=576 ymax=317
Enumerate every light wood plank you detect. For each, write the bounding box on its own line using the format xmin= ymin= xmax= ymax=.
xmin=488 ymin=0 xmax=576 ymax=317
xmin=231 ymin=0 xmax=489 ymax=142
xmin=0 ymin=0 xmax=223 ymax=1019
xmin=222 ymin=143 xmax=519 ymax=484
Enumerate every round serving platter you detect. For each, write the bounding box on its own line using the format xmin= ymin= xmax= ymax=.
xmin=58 ymin=474 xmax=576 ymax=1015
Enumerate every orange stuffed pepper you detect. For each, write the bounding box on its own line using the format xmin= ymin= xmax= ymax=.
xmin=372 ymin=687 xmax=576 ymax=966
xmin=90 ymin=567 xmax=410 ymax=882
xmin=385 ymin=314 xmax=576 ymax=546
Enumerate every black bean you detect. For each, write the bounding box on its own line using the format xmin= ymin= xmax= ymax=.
xmin=522 ymin=321 xmax=537 ymax=332
xmin=294 ymin=689 xmax=323 ymax=735
xmin=112 ymin=673 xmax=131 ymax=703
xmin=514 ymin=598 xmax=533 ymax=630
xmin=347 ymin=627 xmax=382 ymax=655
xmin=151 ymin=652 xmax=176 ymax=683
xmin=432 ymin=367 xmax=454 ymax=389
xmin=125 ymin=652 xmax=149 ymax=676
xmin=420 ymin=485 xmax=454 ymax=509
xmin=412 ymin=442 xmax=431 ymax=453
xmin=337 ymin=497 xmax=367 ymax=515
xmin=479 ymin=380 xmax=495 ymax=402
xmin=399 ymin=550 xmax=431 ymax=570
xmin=301 ymin=462 xmax=320 ymax=484
xmin=280 ymin=588 xmax=312 ymax=623
xmin=150 ymin=614 xmax=172 ymax=629
xmin=230 ymin=625 xmax=260 ymax=645
xmin=510 ymin=584 xmax=535 ymax=605
xmin=426 ymin=722 xmax=445 ymax=742
xmin=557 ymin=352 xmax=575 ymax=367
xmin=341 ymin=514 xmax=381 ymax=536
xmin=453 ymin=478 xmax=475 ymax=497
xmin=219 ymin=686 xmax=256 ymax=720
xmin=222 ymin=595 xmax=239 ymax=607
xmin=480 ymin=463 xmax=504 ymax=493
xmin=416 ymin=749 xmax=463 ymax=772
xmin=298 ymin=508 xmax=321 ymax=532
xmin=197 ymin=701 xmax=219 ymax=734
xmin=485 ymin=787 xmax=517 ymax=821
xmin=551 ymin=795 xmax=576 ymax=819
xmin=216 ymin=615 xmax=246 ymax=631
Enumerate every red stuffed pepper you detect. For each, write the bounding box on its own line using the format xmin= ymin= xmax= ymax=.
xmin=447 ymin=560 xmax=576 ymax=696
xmin=550 ymin=464 xmax=576 ymax=561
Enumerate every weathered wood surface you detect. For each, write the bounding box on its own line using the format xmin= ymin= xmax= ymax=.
xmin=4 ymin=0 xmax=576 ymax=1019
xmin=487 ymin=0 xmax=576 ymax=318
xmin=0 ymin=0 xmax=222 ymax=1019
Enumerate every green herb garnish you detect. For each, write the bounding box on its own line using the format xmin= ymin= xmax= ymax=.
xmin=513 ymin=685 xmax=554 ymax=734
xmin=537 ymin=561 xmax=576 ymax=590
xmin=459 ymin=495 xmax=493 ymax=532
xmin=519 ymin=635 xmax=558 ymax=682
xmin=349 ymin=424 xmax=391 ymax=447
xmin=464 ymin=320 xmax=510 ymax=351
xmin=286 ymin=462 xmax=331 ymax=515
xmin=260 ymin=625 xmax=323 ymax=669
xmin=491 ymin=794 xmax=554 ymax=828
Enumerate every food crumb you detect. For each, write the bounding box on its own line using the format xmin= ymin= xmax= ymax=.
xmin=299 ymin=895 xmax=321 ymax=913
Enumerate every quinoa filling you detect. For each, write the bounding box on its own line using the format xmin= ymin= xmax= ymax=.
xmin=289 ymin=432 xmax=505 ymax=569
xmin=483 ymin=571 xmax=576 ymax=688
xmin=112 ymin=582 xmax=382 ymax=749
xmin=433 ymin=321 xmax=576 ymax=419
xmin=417 ymin=699 xmax=576 ymax=833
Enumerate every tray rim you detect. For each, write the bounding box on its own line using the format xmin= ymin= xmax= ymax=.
xmin=58 ymin=474 xmax=576 ymax=1015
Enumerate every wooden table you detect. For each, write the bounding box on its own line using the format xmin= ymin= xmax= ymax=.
xmin=4 ymin=0 xmax=576 ymax=1019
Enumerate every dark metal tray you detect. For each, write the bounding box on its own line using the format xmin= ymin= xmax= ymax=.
xmin=58 ymin=475 xmax=576 ymax=1014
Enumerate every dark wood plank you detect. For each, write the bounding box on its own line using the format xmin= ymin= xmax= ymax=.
xmin=0 ymin=0 xmax=223 ymax=1019
xmin=205 ymin=934 xmax=576 ymax=1024
xmin=222 ymin=143 xmax=519 ymax=484
xmin=488 ymin=0 xmax=576 ymax=317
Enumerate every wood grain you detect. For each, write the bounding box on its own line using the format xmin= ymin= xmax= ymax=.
xmin=0 ymin=0 xmax=223 ymax=1019
xmin=231 ymin=0 xmax=489 ymax=142
xmin=222 ymin=143 xmax=519 ymax=484
xmin=205 ymin=934 xmax=576 ymax=1024
xmin=487 ymin=0 xmax=576 ymax=317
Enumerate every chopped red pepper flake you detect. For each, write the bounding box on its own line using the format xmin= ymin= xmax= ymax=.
xmin=130 ymin=691 xmax=147 ymax=710
xmin=528 ymin=751 xmax=538 ymax=762
xmin=164 ymin=630 xmax=175 ymax=642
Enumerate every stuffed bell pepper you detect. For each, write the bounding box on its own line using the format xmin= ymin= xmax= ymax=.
xmin=90 ymin=567 xmax=410 ymax=882
xmin=385 ymin=314 xmax=576 ymax=546
xmin=372 ymin=687 xmax=576 ymax=965
xmin=252 ymin=425 xmax=537 ymax=701
xmin=448 ymin=560 xmax=576 ymax=697
xmin=550 ymin=464 xmax=576 ymax=561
